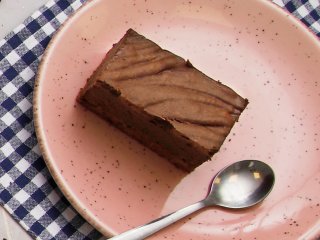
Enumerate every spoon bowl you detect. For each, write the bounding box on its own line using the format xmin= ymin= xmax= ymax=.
xmin=207 ymin=160 xmax=275 ymax=209
xmin=110 ymin=160 xmax=275 ymax=240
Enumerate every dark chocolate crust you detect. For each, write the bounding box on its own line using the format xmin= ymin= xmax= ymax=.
xmin=78 ymin=29 xmax=248 ymax=172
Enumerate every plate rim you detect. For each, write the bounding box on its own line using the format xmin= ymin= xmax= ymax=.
xmin=33 ymin=0 xmax=320 ymax=238
xmin=33 ymin=0 xmax=117 ymax=236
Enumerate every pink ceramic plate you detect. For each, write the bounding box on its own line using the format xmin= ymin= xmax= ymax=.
xmin=34 ymin=0 xmax=320 ymax=239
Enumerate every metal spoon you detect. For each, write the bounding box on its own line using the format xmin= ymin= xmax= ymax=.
xmin=110 ymin=160 xmax=275 ymax=240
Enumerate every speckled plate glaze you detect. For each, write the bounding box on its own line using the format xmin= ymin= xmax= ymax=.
xmin=34 ymin=0 xmax=320 ymax=239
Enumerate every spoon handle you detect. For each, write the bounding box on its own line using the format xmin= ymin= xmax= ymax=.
xmin=109 ymin=201 xmax=207 ymax=240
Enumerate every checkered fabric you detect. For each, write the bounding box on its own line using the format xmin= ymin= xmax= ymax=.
xmin=0 ymin=0 xmax=319 ymax=239
xmin=282 ymin=0 xmax=320 ymax=37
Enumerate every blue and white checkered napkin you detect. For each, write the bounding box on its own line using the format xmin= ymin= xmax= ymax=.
xmin=0 ymin=0 xmax=319 ymax=239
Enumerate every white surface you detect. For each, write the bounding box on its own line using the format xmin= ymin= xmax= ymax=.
xmin=0 ymin=1 xmax=48 ymax=239
xmin=0 ymin=207 xmax=33 ymax=240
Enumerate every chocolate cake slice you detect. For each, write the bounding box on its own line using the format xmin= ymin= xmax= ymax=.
xmin=77 ymin=29 xmax=248 ymax=172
